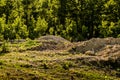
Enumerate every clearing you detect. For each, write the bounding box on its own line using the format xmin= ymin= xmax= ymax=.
xmin=0 ymin=35 xmax=120 ymax=80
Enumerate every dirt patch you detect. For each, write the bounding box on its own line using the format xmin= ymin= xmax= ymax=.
xmin=97 ymin=45 xmax=120 ymax=57
xmin=68 ymin=37 xmax=120 ymax=69
xmin=29 ymin=35 xmax=72 ymax=51
xmin=70 ymin=37 xmax=120 ymax=53
xmin=96 ymin=44 xmax=120 ymax=68
xmin=28 ymin=36 xmax=120 ymax=68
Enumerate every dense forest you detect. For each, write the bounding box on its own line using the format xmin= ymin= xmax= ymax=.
xmin=0 ymin=0 xmax=120 ymax=41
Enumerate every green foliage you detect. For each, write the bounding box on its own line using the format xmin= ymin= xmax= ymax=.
xmin=0 ymin=15 xmax=6 ymax=40
xmin=0 ymin=41 xmax=10 ymax=53
xmin=0 ymin=60 xmax=4 ymax=65
xmin=117 ymin=34 xmax=120 ymax=38
xmin=25 ymin=39 xmax=38 ymax=48
xmin=35 ymin=17 xmax=48 ymax=37
xmin=17 ymin=39 xmax=41 ymax=51
xmin=0 ymin=0 xmax=6 ymax=6
xmin=49 ymin=27 xmax=54 ymax=35
xmin=13 ymin=17 xmax=28 ymax=39
xmin=0 ymin=0 xmax=120 ymax=41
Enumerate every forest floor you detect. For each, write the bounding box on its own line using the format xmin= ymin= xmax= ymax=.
xmin=0 ymin=35 xmax=120 ymax=80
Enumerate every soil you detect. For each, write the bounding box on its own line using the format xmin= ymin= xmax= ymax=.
xmin=30 ymin=36 xmax=120 ymax=56
xmin=72 ymin=37 xmax=120 ymax=53
xmin=70 ymin=37 xmax=120 ymax=68
xmin=29 ymin=35 xmax=72 ymax=51
xmin=29 ymin=35 xmax=120 ymax=68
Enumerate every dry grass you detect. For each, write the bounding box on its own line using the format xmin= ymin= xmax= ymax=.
xmin=0 ymin=50 xmax=119 ymax=80
xmin=0 ymin=36 xmax=120 ymax=79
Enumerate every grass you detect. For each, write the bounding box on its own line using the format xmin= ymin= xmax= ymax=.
xmin=0 ymin=40 xmax=119 ymax=79
xmin=0 ymin=39 xmax=41 ymax=53
xmin=0 ymin=51 xmax=119 ymax=80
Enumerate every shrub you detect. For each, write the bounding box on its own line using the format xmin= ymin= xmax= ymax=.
xmin=25 ymin=40 xmax=37 ymax=47
xmin=0 ymin=41 xmax=10 ymax=53
xmin=0 ymin=61 xmax=4 ymax=65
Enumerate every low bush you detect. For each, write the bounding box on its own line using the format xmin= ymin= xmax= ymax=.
xmin=0 ymin=41 xmax=10 ymax=53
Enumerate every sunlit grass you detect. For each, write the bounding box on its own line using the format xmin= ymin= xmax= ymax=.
xmin=0 ymin=50 xmax=119 ymax=79
xmin=0 ymin=39 xmax=42 ymax=53
xmin=0 ymin=39 xmax=119 ymax=79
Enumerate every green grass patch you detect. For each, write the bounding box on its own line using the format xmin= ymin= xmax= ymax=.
xmin=0 ymin=40 xmax=119 ymax=79
xmin=0 ymin=39 xmax=42 ymax=52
